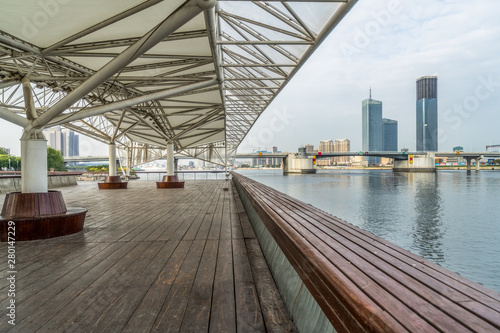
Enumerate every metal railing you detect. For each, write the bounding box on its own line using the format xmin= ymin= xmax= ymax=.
xmin=135 ymin=170 xmax=226 ymax=181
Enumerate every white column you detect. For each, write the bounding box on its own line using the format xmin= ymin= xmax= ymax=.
xmin=476 ymin=157 xmax=481 ymax=171
xmin=167 ymin=143 xmax=175 ymax=176
xmin=21 ymin=136 xmax=48 ymax=193
xmin=126 ymin=147 xmax=131 ymax=177
xmin=109 ymin=143 xmax=117 ymax=176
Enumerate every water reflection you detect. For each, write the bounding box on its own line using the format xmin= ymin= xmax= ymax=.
xmin=237 ymin=169 xmax=500 ymax=292
xmin=359 ymin=172 xmax=406 ymax=241
xmin=410 ymin=174 xmax=445 ymax=262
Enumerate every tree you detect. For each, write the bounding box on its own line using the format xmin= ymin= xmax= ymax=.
xmin=0 ymin=154 xmax=21 ymax=170
xmin=47 ymin=147 xmax=66 ymax=171
xmin=0 ymin=147 xmax=9 ymax=155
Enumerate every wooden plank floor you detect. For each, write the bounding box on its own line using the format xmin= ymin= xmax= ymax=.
xmin=0 ymin=180 xmax=296 ymax=333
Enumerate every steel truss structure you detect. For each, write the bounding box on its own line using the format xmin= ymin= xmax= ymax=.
xmin=0 ymin=0 xmax=357 ymax=168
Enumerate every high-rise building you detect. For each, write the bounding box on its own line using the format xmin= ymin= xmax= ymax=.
xmin=43 ymin=126 xmax=80 ymax=157
xmin=382 ymin=118 xmax=398 ymax=151
xmin=362 ymin=91 xmax=383 ymax=164
xmin=304 ymin=144 xmax=314 ymax=154
xmin=334 ymin=139 xmax=350 ymax=165
xmin=318 ymin=140 xmax=334 ymax=153
xmin=44 ymin=126 xmax=63 ymax=153
xmin=318 ymin=139 xmax=334 ymax=166
xmin=416 ymin=76 xmax=438 ymax=151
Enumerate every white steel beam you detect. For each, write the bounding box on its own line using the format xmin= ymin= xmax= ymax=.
xmin=48 ymin=79 xmax=218 ymax=126
xmin=30 ymin=0 xmax=217 ymax=129
xmin=0 ymin=107 xmax=29 ymax=128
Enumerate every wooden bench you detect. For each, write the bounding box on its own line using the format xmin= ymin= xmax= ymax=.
xmin=232 ymin=172 xmax=500 ymax=332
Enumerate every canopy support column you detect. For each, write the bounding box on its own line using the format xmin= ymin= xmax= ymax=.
xmin=1 ymin=131 xmax=86 ymax=241
xmin=20 ymin=132 xmax=48 ymax=193
xmin=167 ymin=142 xmax=175 ymax=177
xmin=98 ymin=142 xmax=127 ymax=189
xmin=157 ymin=142 xmax=184 ymax=188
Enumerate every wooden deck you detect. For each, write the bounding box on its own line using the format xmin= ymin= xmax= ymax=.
xmin=0 ymin=180 xmax=295 ymax=332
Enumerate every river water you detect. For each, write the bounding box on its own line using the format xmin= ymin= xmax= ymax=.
xmin=236 ymin=169 xmax=500 ymax=293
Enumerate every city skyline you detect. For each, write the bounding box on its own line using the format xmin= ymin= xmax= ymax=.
xmin=238 ymin=1 xmax=500 ymax=154
xmin=43 ymin=126 xmax=80 ymax=158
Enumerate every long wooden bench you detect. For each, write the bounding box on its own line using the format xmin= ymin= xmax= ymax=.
xmin=232 ymin=172 xmax=500 ymax=332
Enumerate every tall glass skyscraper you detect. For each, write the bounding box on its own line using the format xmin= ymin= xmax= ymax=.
xmin=416 ymin=76 xmax=438 ymax=151
xmin=382 ymin=118 xmax=398 ymax=151
xmin=362 ymin=95 xmax=383 ymax=164
xmin=43 ymin=126 xmax=80 ymax=157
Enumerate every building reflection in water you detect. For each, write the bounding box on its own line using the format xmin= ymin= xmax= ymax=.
xmin=359 ymin=172 xmax=406 ymax=241
xmin=410 ymin=173 xmax=445 ymax=262
xmin=358 ymin=172 xmax=445 ymax=262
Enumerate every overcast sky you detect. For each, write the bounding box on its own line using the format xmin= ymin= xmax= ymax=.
xmin=1 ymin=0 xmax=499 ymax=156
xmin=239 ymin=0 xmax=500 ymax=153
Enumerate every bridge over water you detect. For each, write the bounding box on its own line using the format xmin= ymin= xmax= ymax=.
xmin=236 ymin=151 xmax=500 ymax=173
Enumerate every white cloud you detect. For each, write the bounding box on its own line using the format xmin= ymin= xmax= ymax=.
xmin=241 ymin=0 xmax=500 ymax=153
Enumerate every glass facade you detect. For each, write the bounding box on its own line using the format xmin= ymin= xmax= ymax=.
xmin=382 ymin=118 xmax=398 ymax=151
xmin=416 ymin=76 xmax=438 ymax=152
xmin=362 ymin=98 xmax=383 ymax=164
xmin=416 ymin=98 xmax=438 ymax=151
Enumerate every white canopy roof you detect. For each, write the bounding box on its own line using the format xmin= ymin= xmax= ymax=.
xmin=0 ymin=0 xmax=357 ymax=165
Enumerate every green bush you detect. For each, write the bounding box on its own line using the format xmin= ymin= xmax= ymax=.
xmin=47 ymin=147 xmax=66 ymax=171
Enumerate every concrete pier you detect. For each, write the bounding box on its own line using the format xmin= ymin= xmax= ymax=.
xmin=283 ymin=154 xmax=316 ymax=175
xmin=394 ymin=153 xmax=436 ymax=172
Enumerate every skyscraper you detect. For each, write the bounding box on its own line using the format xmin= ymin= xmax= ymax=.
xmin=334 ymin=139 xmax=350 ymax=165
xmin=362 ymin=91 xmax=383 ymax=164
xmin=382 ymin=118 xmax=398 ymax=151
xmin=416 ymin=76 xmax=438 ymax=151
xmin=318 ymin=139 xmax=334 ymax=165
xmin=43 ymin=126 xmax=80 ymax=157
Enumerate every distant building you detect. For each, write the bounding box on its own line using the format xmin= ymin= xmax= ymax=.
xmin=318 ymin=139 xmax=334 ymax=166
xmin=362 ymin=91 xmax=383 ymax=164
xmin=43 ymin=126 xmax=80 ymax=157
xmin=334 ymin=139 xmax=350 ymax=165
xmin=298 ymin=146 xmax=307 ymax=157
xmin=416 ymin=76 xmax=438 ymax=152
xmin=304 ymin=144 xmax=314 ymax=154
xmin=61 ymin=128 xmax=79 ymax=157
xmin=44 ymin=126 xmax=63 ymax=153
xmin=486 ymin=145 xmax=500 ymax=153
xmin=382 ymin=118 xmax=398 ymax=152
xmin=250 ymin=150 xmax=281 ymax=167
